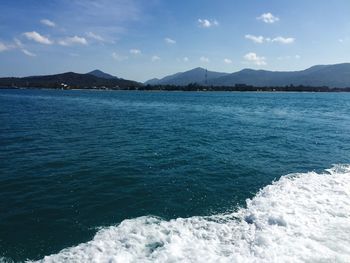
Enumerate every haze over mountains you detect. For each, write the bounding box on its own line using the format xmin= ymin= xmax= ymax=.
xmin=146 ymin=63 xmax=350 ymax=88
xmin=1 ymin=63 xmax=350 ymax=89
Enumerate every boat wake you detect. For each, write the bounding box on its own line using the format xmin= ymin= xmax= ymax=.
xmin=30 ymin=165 xmax=350 ymax=262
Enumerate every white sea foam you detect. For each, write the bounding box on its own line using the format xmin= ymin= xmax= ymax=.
xmin=33 ymin=165 xmax=350 ymax=263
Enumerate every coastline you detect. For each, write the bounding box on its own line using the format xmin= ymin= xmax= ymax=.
xmin=1 ymin=86 xmax=350 ymax=93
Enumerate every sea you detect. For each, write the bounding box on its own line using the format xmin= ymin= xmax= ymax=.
xmin=0 ymin=89 xmax=350 ymax=262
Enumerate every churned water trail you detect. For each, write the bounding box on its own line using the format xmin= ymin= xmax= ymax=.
xmin=33 ymin=165 xmax=350 ymax=263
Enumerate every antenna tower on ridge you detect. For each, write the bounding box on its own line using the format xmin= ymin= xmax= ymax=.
xmin=205 ymin=68 xmax=208 ymax=86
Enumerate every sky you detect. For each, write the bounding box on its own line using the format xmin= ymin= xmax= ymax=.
xmin=0 ymin=0 xmax=349 ymax=82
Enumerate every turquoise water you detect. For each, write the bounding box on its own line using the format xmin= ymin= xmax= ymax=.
xmin=1 ymin=89 xmax=350 ymax=262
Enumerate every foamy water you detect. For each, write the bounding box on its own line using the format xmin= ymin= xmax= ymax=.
xmin=31 ymin=165 xmax=350 ymax=263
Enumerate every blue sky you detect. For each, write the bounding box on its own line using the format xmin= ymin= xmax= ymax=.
xmin=0 ymin=0 xmax=349 ymax=82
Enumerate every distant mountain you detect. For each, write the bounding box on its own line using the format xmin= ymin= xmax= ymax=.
xmin=0 ymin=72 xmax=140 ymax=89
xmin=2 ymin=63 xmax=350 ymax=90
xmin=209 ymin=63 xmax=350 ymax=88
xmin=144 ymin=78 xmax=160 ymax=85
xmin=145 ymin=67 xmax=229 ymax=86
xmin=144 ymin=63 xmax=350 ymax=88
xmin=87 ymin=69 xmax=118 ymax=79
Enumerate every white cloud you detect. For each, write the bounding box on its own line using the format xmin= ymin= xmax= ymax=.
xmin=86 ymin=32 xmax=105 ymax=42
xmin=112 ymin=52 xmax=128 ymax=61
xmin=244 ymin=52 xmax=266 ymax=66
xmin=257 ymin=13 xmax=279 ymax=24
xmin=198 ymin=18 xmax=219 ymax=28
xmin=0 ymin=38 xmax=36 ymax=56
xmin=183 ymin=57 xmax=189 ymax=62
xmin=164 ymin=37 xmax=176 ymax=44
xmin=245 ymin=34 xmax=295 ymax=44
xmin=295 ymin=55 xmax=301 ymax=59
xmin=151 ymin=55 xmax=160 ymax=62
xmin=21 ymin=49 xmax=36 ymax=57
xmin=129 ymin=49 xmax=141 ymax=55
xmin=0 ymin=42 xmax=10 ymax=52
xmin=224 ymin=58 xmax=232 ymax=64
xmin=14 ymin=38 xmax=23 ymax=48
xmin=59 ymin=36 xmax=88 ymax=46
xmin=200 ymin=56 xmax=209 ymax=63
xmin=23 ymin=31 xmax=53 ymax=45
xmin=40 ymin=19 xmax=56 ymax=27
xmin=272 ymin=36 xmax=295 ymax=44
xmin=245 ymin=34 xmax=264 ymax=44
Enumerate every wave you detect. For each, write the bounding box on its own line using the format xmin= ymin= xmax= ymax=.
xmin=31 ymin=165 xmax=350 ymax=262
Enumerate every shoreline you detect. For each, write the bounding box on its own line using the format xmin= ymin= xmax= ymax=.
xmin=1 ymin=86 xmax=350 ymax=93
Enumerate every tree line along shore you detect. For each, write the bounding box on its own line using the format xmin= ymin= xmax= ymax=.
xmin=1 ymin=83 xmax=350 ymax=92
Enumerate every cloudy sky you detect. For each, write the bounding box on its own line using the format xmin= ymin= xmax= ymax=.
xmin=0 ymin=0 xmax=349 ymax=81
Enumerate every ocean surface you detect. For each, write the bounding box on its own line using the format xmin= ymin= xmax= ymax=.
xmin=0 ymin=89 xmax=350 ymax=262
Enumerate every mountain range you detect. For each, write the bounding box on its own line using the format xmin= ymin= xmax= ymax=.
xmin=1 ymin=63 xmax=350 ymax=89
xmin=146 ymin=63 xmax=350 ymax=88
